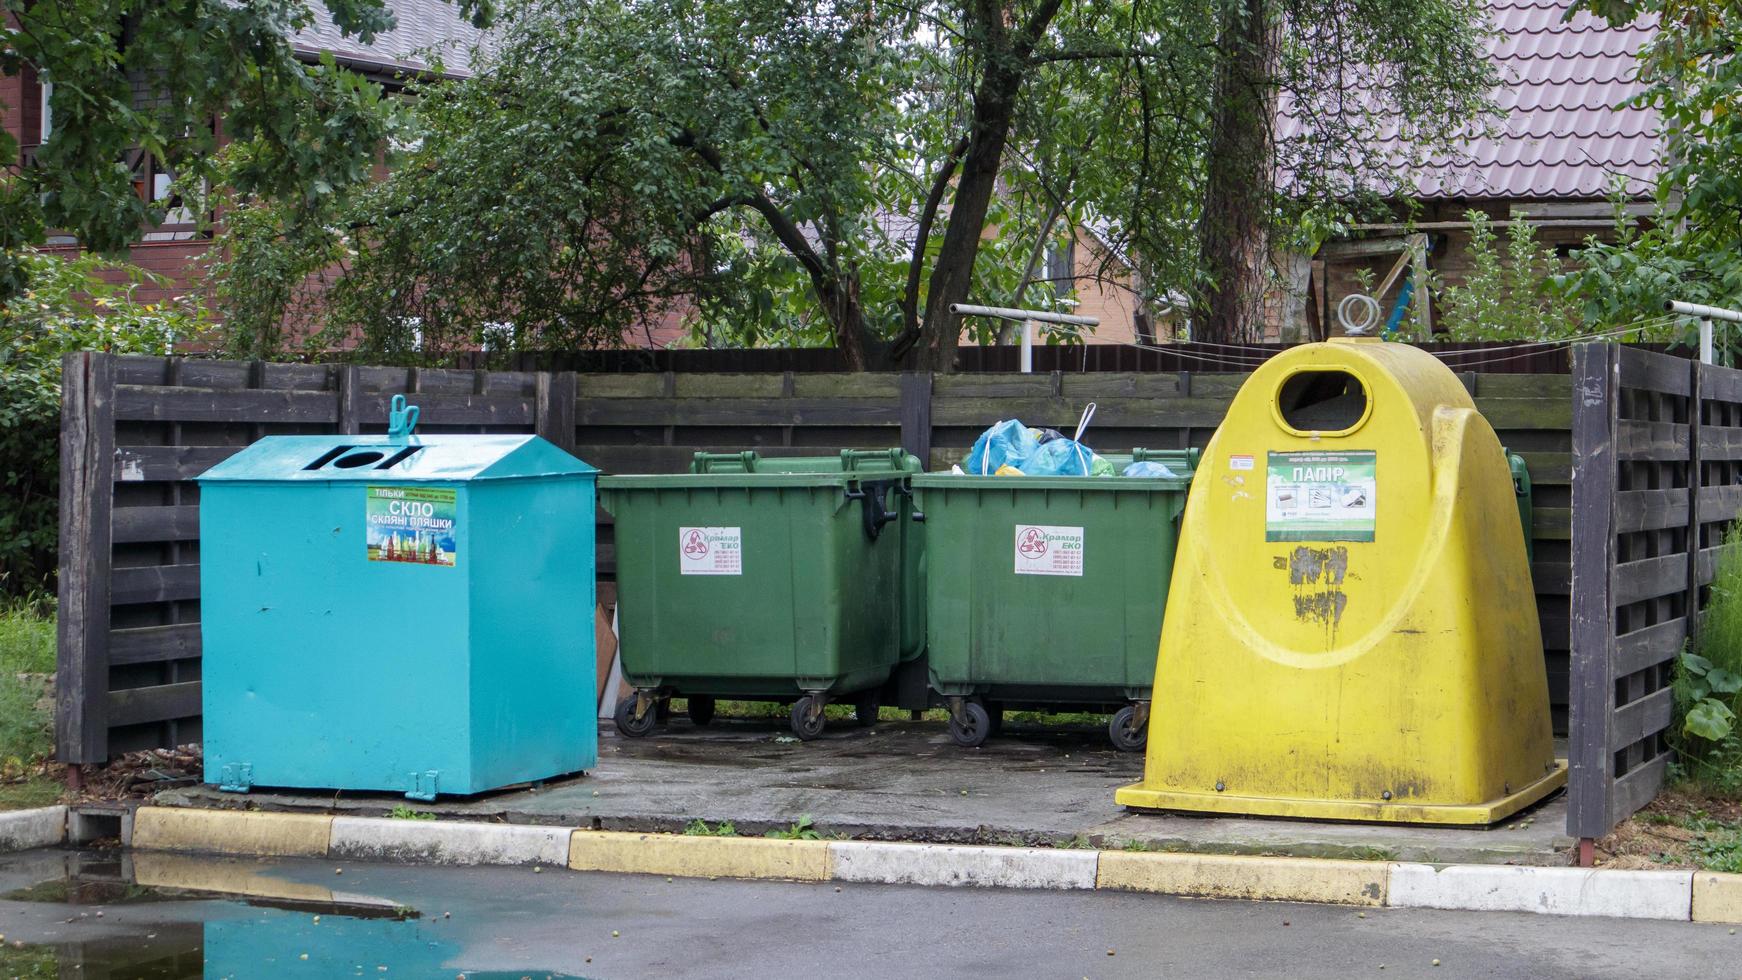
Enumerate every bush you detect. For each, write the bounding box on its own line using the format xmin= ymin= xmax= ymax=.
xmin=0 ymin=248 xmax=209 ymax=597
xmin=1674 ymin=523 xmax=1742 ymax=794
xmin=0 ymin=598 xmax=55 ymax=772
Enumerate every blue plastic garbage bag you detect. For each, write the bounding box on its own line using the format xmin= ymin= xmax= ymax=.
xmin=1122 ymin=460 xmax=1180 ymax=479
xmin=964 ymin=419 xmax=1041 ymax=475
xmin=1027 ymin=437 xmax=1108 ymax=477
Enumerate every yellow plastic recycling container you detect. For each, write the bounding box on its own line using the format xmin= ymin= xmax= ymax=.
xmin=1115 ymin=337 xmax=1565 ymax=825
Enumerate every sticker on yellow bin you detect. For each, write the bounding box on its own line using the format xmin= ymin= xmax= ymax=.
xmin=1014 ymin=525 xmax=1084 ymax=576
xmin=679 ymin=526 xmax=742 ymax=575
xmin=365 ymin=486 xmax=458 ymax=567
xmin=1265 ymin=450 xmax=1376 ymax=542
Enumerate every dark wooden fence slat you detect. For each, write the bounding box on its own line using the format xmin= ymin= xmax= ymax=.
xmin=1609 ymin=686 xmax=1675 ymax=753
xmin=579 ymin=399 xmax=903 ymax=427
xmin=106 ymin=682 xmax=201 ymax=728
xmin=114 ymin=446 xmax=243 ymax=483
xmin=1612 ymin=554 xmax=1689 ymax=608
xmin=109 ymin=564 xmax=200 ymax=606
xmin=110 ymin=506 xmax=200 ymax=544
xmin=536 ymin=371 xmax=578 ymax=454
xmin=1614 ymin=419 xmax=1690 ymax=461
xmin=113 ymin=386 xmax=339 ymax=424
xmin=1613 ymin=489 xmax=1690 ymax=535
xmin=900 ymin=373 xmax=933 ymax=468
xmin=1613 ymin=618 xmax=1690 ymax=679
xmin=1618 ymin=345 xmax=1695 ymax=396
xmin=108 ymin=624 xmax=201 ymax=666
xmin=1611 ymin=754 xmax=1672 ymax=824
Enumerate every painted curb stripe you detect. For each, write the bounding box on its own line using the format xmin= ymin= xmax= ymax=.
xmin=829 ymin=841 xmax=1097 ymax=890
xmin=0 ymin=806 xmax=65 ymax=853
xmin=112 ymin=808 xmax=1725 ymax=920
xmin=1098 ymin=851 xmax=1387 ymax=906
xmin=568 ymin=830 xmax=830 ymax=882
xmin=132 ymin=807 xmax=332 ymax=857
xmin=1388 ymin=863 xmax=1693 ymax=920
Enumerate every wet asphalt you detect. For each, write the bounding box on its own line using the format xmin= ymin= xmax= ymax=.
xmin=0 ymin=849 xmax=1731 ymax=979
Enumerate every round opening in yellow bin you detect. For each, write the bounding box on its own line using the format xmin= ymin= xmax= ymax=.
xmin=1115 ymin=338 xmax=1566 ymax=825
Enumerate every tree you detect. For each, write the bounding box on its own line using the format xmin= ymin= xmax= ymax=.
xmin=0 ymin=0 xmax=490 ymax=298
xmin=1559 ymin=1 xmax=1742 ymax=337
xmin=1187 ymin=0 xmax=1496 ymax=342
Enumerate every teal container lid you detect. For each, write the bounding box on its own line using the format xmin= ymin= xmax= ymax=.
xmin=198 ymin=434 xmax=597 ymax=483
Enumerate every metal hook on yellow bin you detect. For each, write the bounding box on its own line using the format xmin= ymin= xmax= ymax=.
xmin=1115 ymin=337 xmax=1565 ymax=825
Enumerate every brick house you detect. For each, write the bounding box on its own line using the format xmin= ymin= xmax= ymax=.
xmin=2 ymin=2 xmax=487 ymax=312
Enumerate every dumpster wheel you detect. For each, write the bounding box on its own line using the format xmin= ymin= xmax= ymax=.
xmin=948 ymin=699 xmax=992 ymax=748
xmin=791 ymin=695 xmax=828 ymax=740
xmin=1109 ymin=703 xmax=1148 ymax=753
xmin=614 ymin=693 xmax=657 ymax=738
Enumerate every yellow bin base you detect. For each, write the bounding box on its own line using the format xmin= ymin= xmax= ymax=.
xmin=1115 ymin=762 xmax=1567 ymax=826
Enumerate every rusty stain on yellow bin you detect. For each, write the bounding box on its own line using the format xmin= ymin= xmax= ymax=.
xmin=1115 ymin=338 xmax=1566 ymax=825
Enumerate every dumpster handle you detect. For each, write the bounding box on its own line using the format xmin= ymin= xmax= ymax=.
xmin=897 ymin=484 xmax=924 ymax=524
xmin=692 ymin=451 xmax=758 ymax=473
xmin=844 ymin=480 xmax=898 ymax=541
xmin=388 ymin=395 xmax=420 ymax=440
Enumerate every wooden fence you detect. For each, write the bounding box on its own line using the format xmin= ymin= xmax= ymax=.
xmin=1567 ymin=345 xmax=1742 ymax=853
xmin=57 ymin=350 xmax=1574 ymax=776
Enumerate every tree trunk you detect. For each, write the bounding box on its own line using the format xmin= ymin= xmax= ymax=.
xmin=1192 ymin=0 xmax=1277 ymax=344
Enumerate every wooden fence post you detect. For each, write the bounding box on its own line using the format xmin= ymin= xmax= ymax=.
xmin=335 ymin=364 xmax=362 ymax=435
xmin=1567 ymin=342 xmax=1617 ymax=859
xmin=536 ymin=371 xmax=579 ymax=454
xmin=55 ymin=352 xmax=115 ymax=768
xmin=900 ymin=372 xmax=933 ymax=469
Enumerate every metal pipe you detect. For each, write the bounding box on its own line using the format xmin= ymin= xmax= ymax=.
xmin=1020 ymin=320 xmax=1036 ymax=374
xmin=948 ymin=303 xmax=1100 ymax=327
xmin=1667 ymin=301 xmax=1742 ymax=325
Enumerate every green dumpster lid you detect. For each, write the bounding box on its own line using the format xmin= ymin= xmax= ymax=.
xmin=197 ymin=434 xmax=597 ymax=483
xmin=912 ymin=447 xmax=1197 ymax=490
xmin=600 ymin=449 xmax=918 ymax=489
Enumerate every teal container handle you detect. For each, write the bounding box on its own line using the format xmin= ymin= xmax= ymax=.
xmin=388 ymin=395 xmax=420 ymax=440
xmin=691 ymin=451 xmax=758 ymax=474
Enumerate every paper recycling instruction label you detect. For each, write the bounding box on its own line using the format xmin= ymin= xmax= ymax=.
xmin=680 ymin=526 xmax=742 ymax=575
xmin=1015 ymin=524 xmax=1084 ymax=576
xmin=366 ymin=486 xmax=458 ymax=567
xmin=1266 ymin=451 xmax=1377 ymax=542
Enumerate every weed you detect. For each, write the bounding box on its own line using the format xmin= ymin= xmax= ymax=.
xmin=1120 ymin=839 xmax=1159 ymax=852
xmin=0 ymin=596 xmax=55 ymax=674
xmin=764 ymin=815 xmax=822 ymax=840
xmin=1058 ymin=834 xmax=1094 ymax=850
xmin=1676 ymin=523 xmax=1742 ymax=794
xmin=389 ymin=804 xmax=436 ymax=821
xmin=683 ymin=819 xmax=737 ymax=837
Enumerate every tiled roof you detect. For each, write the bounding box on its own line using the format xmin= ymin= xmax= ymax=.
xmin=292 ymin=0 xmax=490 ymax=76
xmin=1281 ymin=0 xmax=1661 ymax=199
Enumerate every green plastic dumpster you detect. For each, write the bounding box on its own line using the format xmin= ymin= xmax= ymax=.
xmin=912 ymin=449 xmax=1197 ymax=751
xmin=601 ymin=449 xmax=924 ymax=740
xmin=1506 ymin=449 xmax=1535 ymax=563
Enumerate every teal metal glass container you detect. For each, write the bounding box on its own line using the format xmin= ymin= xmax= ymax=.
xmin=196 ymin=399 xmax=599 ymax=800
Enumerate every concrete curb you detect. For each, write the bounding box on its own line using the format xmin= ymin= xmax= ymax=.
xmin=116 ymin=806 xmax=1742 ymax=923
xmin=0 ymin=806 xmax=66 ymax=852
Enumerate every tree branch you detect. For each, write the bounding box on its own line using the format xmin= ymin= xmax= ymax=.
xmin=900 ymin=135 xmax=971 ymax=337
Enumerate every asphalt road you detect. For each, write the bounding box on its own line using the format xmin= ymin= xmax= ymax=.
xmin=0 ymin=852 xmax=1730 ymax=979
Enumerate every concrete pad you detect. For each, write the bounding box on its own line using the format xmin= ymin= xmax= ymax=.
xmin=1693 ymin=872 xmax=1742 ymax=923
xmin=330 ymin=816 xmax=570 ymax=867
xmin=1098 ymin=851 xmax=1386 ymax=906
xmin=568 ymin=830 xmax=830 ymax=882
xmin=829 ymin=841 xmax=1097 ymax=890
xmin=0 ymin=806 xmax=64 ymax=852
xmin=1388 ymin=863 xmax=1693 ymax=919
xmin=132 ymin=806 xmax=332 ymax=858
xmin=155 ymin=723 xmax=1575 ymax=866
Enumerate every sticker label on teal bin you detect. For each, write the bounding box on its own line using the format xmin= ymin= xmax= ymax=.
xmin=1265 ymin=450 xmax=1376 ymax=542
xmin=366 ymin=486 xmax=459 ymax=567
xmin=1014 ymin=524 xmax=1084 ymax=576
xmin=679 ymin=526 xmax=742 ymax=575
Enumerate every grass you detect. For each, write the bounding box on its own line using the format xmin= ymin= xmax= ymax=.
xmin=1597 ymin=787 xmax=1742 ymax=872
xmin=0 ymin=597 xmax=61 ymax=811
xmin=389 ymin=804 xmax=436 ymax=821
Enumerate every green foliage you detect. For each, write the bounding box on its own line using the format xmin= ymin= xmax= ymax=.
xmin=0 ymin=1 xmax=492 ymax=301
xmin=0 ymin=249 xmax=208 ymax=597
xmin=0 ymin=596 xmax=55 ymax=675
xmin=389 ymin=804 xmax=437 ymax=820
xmin=1435 ymin=211 xmax=1580 ymax=340
xmin=0 ymin=602 xmax=54 ymax=779
xmin=682 ymin=819 xmax=738 ymax=837
xmin=1675 ymin=523 xmax=1742 ymax=790
xmin=1562 ymin=2 xmax=1742 ymax=331
xmin=763 ymin=814 xmax=822 ymax=840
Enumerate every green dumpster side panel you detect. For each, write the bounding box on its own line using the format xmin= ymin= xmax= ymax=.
xmin=913 ymin=450 xmax=1196 ymax=706
xmin=601 ymin=451 xmax=921 ymax=699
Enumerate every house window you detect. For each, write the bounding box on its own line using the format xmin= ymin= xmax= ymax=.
xmin=1044 ymin=237 xmax=1076 ymax=298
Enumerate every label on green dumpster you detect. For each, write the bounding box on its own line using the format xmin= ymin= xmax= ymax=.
xmin=1014 ymin=524 xmax=1084 ymax=576
xmin=365 ymin=486 xmax=458 ymax=567
xmin=679 ymin=526 xmax=742 ymax=575
xmin=1265 ymin=451 xmax=1376 ymax=542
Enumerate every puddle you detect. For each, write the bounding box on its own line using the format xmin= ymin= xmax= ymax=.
xmin=0 ymin=851 xmax=587 ymax=979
